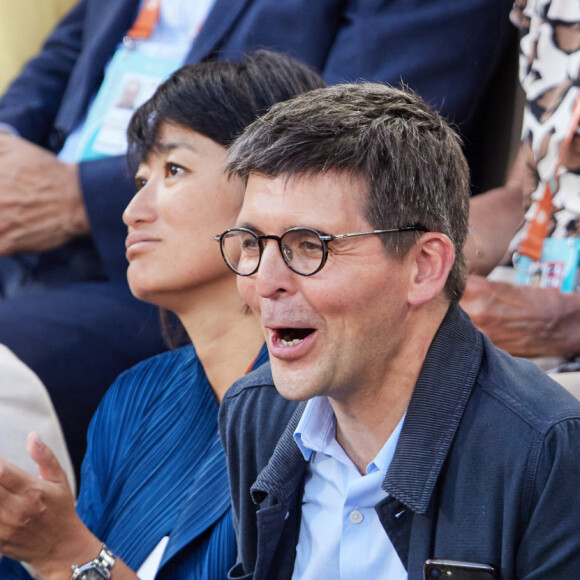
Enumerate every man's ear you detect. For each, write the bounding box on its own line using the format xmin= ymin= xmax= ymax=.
xmin=407 ymin=233 xmax=455 ymax=306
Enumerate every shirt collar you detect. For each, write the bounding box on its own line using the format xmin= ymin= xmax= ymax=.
xmin=369 ymin=413 xmax=405 ymax=474
xmin=294 ymin=396 xmax=335 ymax=461
xmin=294 ymin=396 xmax=406 ymax=475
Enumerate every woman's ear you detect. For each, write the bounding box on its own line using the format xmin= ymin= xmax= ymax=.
xmin=407 ymin=232 xmax=455 ymax=306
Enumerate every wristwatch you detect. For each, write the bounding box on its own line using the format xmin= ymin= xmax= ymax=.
xmin=71 ymin=545 xmax=116 ymax=580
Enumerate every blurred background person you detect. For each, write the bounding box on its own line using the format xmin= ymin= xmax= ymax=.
xmin=462 ymin=0 xmax=580 ymax=385
xmin=0 ymin=344 xmax=75 ymax=493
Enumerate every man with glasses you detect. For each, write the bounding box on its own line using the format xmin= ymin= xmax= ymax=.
xmin=218 ymin=83 xmax=580 ymax=580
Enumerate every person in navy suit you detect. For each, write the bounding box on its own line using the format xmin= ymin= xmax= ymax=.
xmin=0 ymin=0 xmax=516 ymax=476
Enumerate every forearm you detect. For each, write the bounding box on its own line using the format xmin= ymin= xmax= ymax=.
xmin=540 ymin=289 xmax=580 ymax=358
xmin=466 ymin=150 xmax=526 ymax=275
xmin=462 ymin=275 xmax=580 ymax=358
xmin=494 ymin=288 xmax=580 ymax=358
xmin=23 ymin=527 xmax=139 ymax=580
xmin=33 ymin=530 xmax=102 ymax=580
xmin=466 ymin=182 xmax=524 ymax=275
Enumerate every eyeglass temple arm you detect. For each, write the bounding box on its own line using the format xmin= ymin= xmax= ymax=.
xmin=324 ymin=225 xmax=427 ymax=241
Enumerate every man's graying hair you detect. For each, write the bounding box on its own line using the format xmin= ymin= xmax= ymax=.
xmin=226 ymin=83 xmax=470 ymax=304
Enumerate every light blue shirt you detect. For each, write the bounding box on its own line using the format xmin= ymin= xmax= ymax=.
xmin=292 ymin=397 xmax=407 ymax=580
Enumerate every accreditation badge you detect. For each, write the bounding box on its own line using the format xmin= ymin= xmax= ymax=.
xmin=539 ymin=237 xmax=580 ymax=293
xmin=74 ymin=48 xmax=180 ymax=161
xmin=514 ymin=237 xmax=580 ymax=292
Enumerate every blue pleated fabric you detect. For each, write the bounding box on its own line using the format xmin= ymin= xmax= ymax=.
xmin=0 ymin=343 xmax=268 ymax=579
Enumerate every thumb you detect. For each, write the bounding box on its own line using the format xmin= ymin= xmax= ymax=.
xmin=27 ymin=432 xmax=68 ymax=486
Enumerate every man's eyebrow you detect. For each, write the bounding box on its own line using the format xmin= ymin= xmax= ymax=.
xmin=236 ymin=221 xmax=258 ymax=231
xmin=234 ymin=222 xmax=313 ymax=233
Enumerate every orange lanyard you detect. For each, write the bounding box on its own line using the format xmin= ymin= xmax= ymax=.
xmin=518 ymin=91 xmax=580 ymax=262
xmin=126 ymin=0 xmax=161 ymax=41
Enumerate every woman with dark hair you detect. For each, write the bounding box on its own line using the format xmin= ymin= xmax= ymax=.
xmin=0 ymin=51 xmax=325 ymax=580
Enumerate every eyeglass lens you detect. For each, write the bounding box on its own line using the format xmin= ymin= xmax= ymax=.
xmin=220 ymin=228 xmax=325 ymax=276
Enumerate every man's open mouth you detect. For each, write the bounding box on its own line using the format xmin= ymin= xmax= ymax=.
xmin=276 ymin=328 xmax=315 ymax=346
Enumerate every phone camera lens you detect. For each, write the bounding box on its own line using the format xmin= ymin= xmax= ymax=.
xmin=429 ymin=569 xmax=441 ymax=578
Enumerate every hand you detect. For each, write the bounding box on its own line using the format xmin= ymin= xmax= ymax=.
xmin=461 ymin=274 xmax=580 ymax=358
xmin=0 ymin=433 xmax=101 ymax=580
xmin=0 ymin=134 xmax=90 ymax=255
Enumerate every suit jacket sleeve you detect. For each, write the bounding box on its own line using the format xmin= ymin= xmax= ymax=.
xmin=320 ymin=0 xmax=515 ymax=130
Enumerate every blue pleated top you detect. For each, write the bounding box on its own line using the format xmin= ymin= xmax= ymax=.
xmin=0 ymin=343 xmax=268 ymax=579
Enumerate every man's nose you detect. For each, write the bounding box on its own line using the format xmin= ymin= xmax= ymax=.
xmin=254 ymin=239 xmax=295 ymax=298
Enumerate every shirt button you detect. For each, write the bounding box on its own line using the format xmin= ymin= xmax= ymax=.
xmin=349 ymin=510 xmax=363 ymax=524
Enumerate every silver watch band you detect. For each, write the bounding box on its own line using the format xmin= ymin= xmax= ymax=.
xmin=71 ymin=544 xmax=116 ymax=580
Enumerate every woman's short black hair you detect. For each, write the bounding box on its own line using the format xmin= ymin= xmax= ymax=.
xmin=127 ymin=49 xmax=327 ymax=165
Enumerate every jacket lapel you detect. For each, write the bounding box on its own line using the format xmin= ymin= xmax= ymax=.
xmin=185 ymin=0 xmax=251 ymax=63
xmin=251 ymin=402 xmax=307 ymax=504
xmin=383 ymin=306 xmax=483 ymax=572
xmin=251 ymin=402 xmax=308 ymax=579
xmin=384 ymin=306 xmax=482 ymax=513
xmin=159 ymin=345 xmax=269 ymax=569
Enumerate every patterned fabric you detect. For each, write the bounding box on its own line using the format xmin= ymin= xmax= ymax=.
xmin=510 ymin=0 xmax=580 ymax=247
xmin=0 ymin=344 xmax=268 ymax=579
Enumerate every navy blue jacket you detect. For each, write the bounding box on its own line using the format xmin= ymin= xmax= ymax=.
xmin=0 ymin=0 xmax=514 ymax=474
xmin=220 ymin=307 xmax=580 ymax=579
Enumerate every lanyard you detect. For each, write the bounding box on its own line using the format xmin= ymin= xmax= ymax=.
xmin=126 ymin=0 xmax=162 ymax=41
xmin=517 ymin=91 xmax=580 ymax=262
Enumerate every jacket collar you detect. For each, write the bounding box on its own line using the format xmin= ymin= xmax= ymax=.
xmin=385 ymin=305 xmax=482 ymax=514
xmin=252 ymin=400 xmax=308 ymax=505
xmin=251 ymin=306 xmax=482 ymax=515
xmin=186 ymin=0 xmax=251 ymax=62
